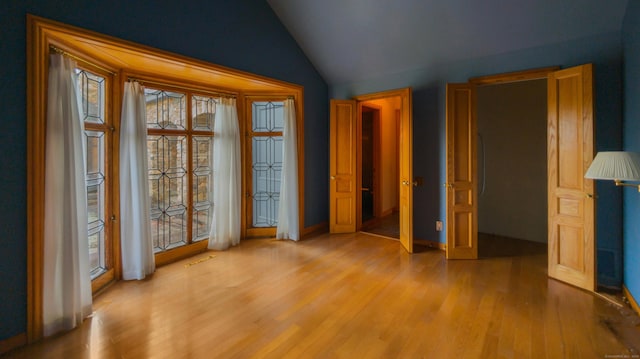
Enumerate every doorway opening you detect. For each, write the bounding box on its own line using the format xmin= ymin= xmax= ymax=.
xmin=476 ymin=79 xmax=548 ymax=258
xmin=329 ymin=87 xmax=413 ymax=252
xmin=358 ymin=99 xmax=400 ymax=239
xmin=361 ymin=106 xmax=380 ymax=225
xmin=446 ymin=65 xmax=598 ymax=292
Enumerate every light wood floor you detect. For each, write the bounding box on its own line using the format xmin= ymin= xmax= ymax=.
xmin=361 ymin=212 xmax=400 ymax=239
xmin=5 ymin=232 xmax=640 ymax=358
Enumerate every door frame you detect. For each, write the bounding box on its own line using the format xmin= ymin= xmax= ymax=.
xmin=356 ymin=88 xmax=413 ymax=253
xmin=330 ymin=88 xmax=413 ymax=253
xmin=446 ymin=68 xmax=559 ymax=258
xmin=446 ymin=66 xmax=597 ymax=291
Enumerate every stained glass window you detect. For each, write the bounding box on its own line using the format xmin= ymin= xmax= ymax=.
xmin=250 ymin=101 xmax=284 ymax=228
xmin=146 ymin=88 xmax=215 ymax=252
xmin=76 ymin=69 xmax=108 ymax=279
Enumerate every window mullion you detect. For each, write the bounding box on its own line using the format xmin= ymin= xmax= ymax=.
xmin=186 ymin=93 xmax=194 ymax=245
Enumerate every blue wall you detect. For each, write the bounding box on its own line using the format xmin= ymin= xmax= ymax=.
xmin=0 ymin=0 xmax=328 ymax=341
xmin=623 ymin=0 xmax=640 ymax=303
xmin=332 ymin=31 xmax=624 ymax=287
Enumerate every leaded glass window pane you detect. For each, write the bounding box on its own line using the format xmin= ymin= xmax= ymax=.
xmin=145 ymin=89 xmax=186 ymax=130
xmin=252 ymin=136 xmax=282 ymax=227
xmin=85 ymin=130 xmax=106 ymax=278
xmin=192 ymin=135 xmax=213 ymax=241
xmin=192 ymin=95 xmax=216 ymax=131
xmin=252 ymin=101 xmax=284 ymax=132
xmin=76 ymin=69 xmax=105 ymax=124
xmin=148 ymin=134 xmax=188 ymax=252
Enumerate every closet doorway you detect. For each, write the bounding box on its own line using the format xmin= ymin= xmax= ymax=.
xmin=358 ymin=98 xmax=401 ymax=240
xmin=446 ymin=65 xmax=597 ymax=292
xmin=476 ymin=79 xmax=548 ymax=257
xmin=330 ymin=87 xmax=412 ymax=252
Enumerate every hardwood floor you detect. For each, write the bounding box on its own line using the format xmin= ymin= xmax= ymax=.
xmin=5 ymin=232 xmax=639 ymax=358
xmin=360 ymin=212 xmax=400 ymax=239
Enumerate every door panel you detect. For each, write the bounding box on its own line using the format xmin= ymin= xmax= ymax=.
xmin=399 ymin=90 xmax=413 ymax=253
xmin=330 ymin=100 xmax=357 ymax=233
xmin=547 ymin=64 xmax=595 ymax=291
xmin=445 ymin=83 xmax=478 ymax=259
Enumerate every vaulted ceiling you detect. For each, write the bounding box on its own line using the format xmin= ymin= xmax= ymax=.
xmin=267 ymin=0 xmax=629 ymax=85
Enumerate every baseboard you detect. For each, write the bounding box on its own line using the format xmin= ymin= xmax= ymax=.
xmin=380 ymin=208 xmax=394 ymax=218
xmin=623 ymin=285 xmax=640 ymax=316
xmin=301 ymin=221 xmax=328 ymax=238
xmin=0 ymin=332 xmax=26 ymax=355
xmin=414 ymin=238 xmax=446 ymax=250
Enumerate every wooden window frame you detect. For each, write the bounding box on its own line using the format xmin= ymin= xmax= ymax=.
xmin=75 ymin=64 xmax=117 ymax=293
xmin=244 ymin=96 xmax=288 ymax=238
xmin=141 ymin=82 xmax=216 ymax=265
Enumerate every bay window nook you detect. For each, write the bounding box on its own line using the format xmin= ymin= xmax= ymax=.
xmin=27 ymin=15 xmax=304 ymax=341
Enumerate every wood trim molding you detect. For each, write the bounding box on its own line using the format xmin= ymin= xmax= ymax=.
xmin=155 ymin=240 xmax=209 ymax=267
xmin=301 ymin=222 xmax=329 ymax=238
xmin=414 ymin=238 xmax=446 ymax=250
xmin=623 ymin=285 xmax=640 ymax=316
xmin=0 ymin=333 xmax=27 ymax=355
xmin=26 ymin=14 xmax=47 ymax=343
xmin=353 ymin=87 xmax=411 ymax=102
xmin=469 ymin=66 xmax=560 ymax=85
xmin=379 ymin=208 xmax=395 ymax=218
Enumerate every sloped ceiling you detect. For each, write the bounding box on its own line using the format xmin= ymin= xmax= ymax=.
xmin=267 ymin=0 xmax=629 ymax=85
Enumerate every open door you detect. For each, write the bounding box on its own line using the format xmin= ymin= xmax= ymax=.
xmin=330 ymin=100 xmax=357 ymax=233
xmin=547 ymin=64 xmax=595 ymax=291
xmin=398 ymin=90 xmax=414 ymax=253
xmin=330 ymin=89 xmax=414 ymax=253
xmin=445 ymin=83 xmax=478 ymax=259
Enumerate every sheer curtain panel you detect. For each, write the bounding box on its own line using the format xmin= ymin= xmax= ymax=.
xmin=43 ymin=54 xmax=93 ymax=336
xmin=120 ymin=81 xmax=155 ymax=279
xmin=208 ymin=98 xmax=241 ymax=250
xmin=276 ymin=99 xmax=300 ymax=240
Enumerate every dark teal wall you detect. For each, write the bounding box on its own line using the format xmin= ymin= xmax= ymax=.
xmin=332 ymin=31 xmax=624 ymax=287
xmin=0 ymin=0 xmax=328 ymax=341
xmin=623 ymin=0 xmax=640 ymax=303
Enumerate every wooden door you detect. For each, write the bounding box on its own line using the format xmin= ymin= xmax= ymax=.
xmin=398 ymin=90 xmax=414 ymax=253
xmin=445 ymin=83 xmax=478 ymax=259
xmin=330 ymin=100 xmax=357 ymax=233
xmin=547 ymin=64 xmax=595 ymax=291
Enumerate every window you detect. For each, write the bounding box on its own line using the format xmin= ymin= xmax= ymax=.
xmin=245 ymin=99 xmax=286 ymax=237
xmin=75 ymin=67 xmax=114 ymax=289
xmin=145 ymin=87 xmax=215 ymax=253
xmin=28 ymin=17 xmax=304 ymax=340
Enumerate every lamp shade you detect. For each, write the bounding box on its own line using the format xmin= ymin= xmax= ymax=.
xmin=584 ymin=151 xmax=640 ymax=181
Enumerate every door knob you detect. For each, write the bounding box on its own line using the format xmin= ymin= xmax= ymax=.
xmin=585 ymin=193 xmax=594 ymax=199
xmin=330 ymin=176 xmax=336 ymax=180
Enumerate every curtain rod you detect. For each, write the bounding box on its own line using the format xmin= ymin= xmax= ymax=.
xmin=49 ymin=45 xmax=116 ymax=75
xmin=127 ymin=77 xmax=237 ymax=99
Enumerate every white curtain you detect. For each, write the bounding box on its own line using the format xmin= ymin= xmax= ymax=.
xmin=276 ymin=99 xmax=300 ymax=241
xmin=120 ymin=82 xmax=155 ymax=280
xmin=43 ymin=54 xmax=92 ymax=337
xmin=208 ymin=98 xmax=241 ymax=250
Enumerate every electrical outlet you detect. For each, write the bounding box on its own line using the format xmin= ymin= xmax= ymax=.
xmin=436 ymin=220 xmax=443 ymax=232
